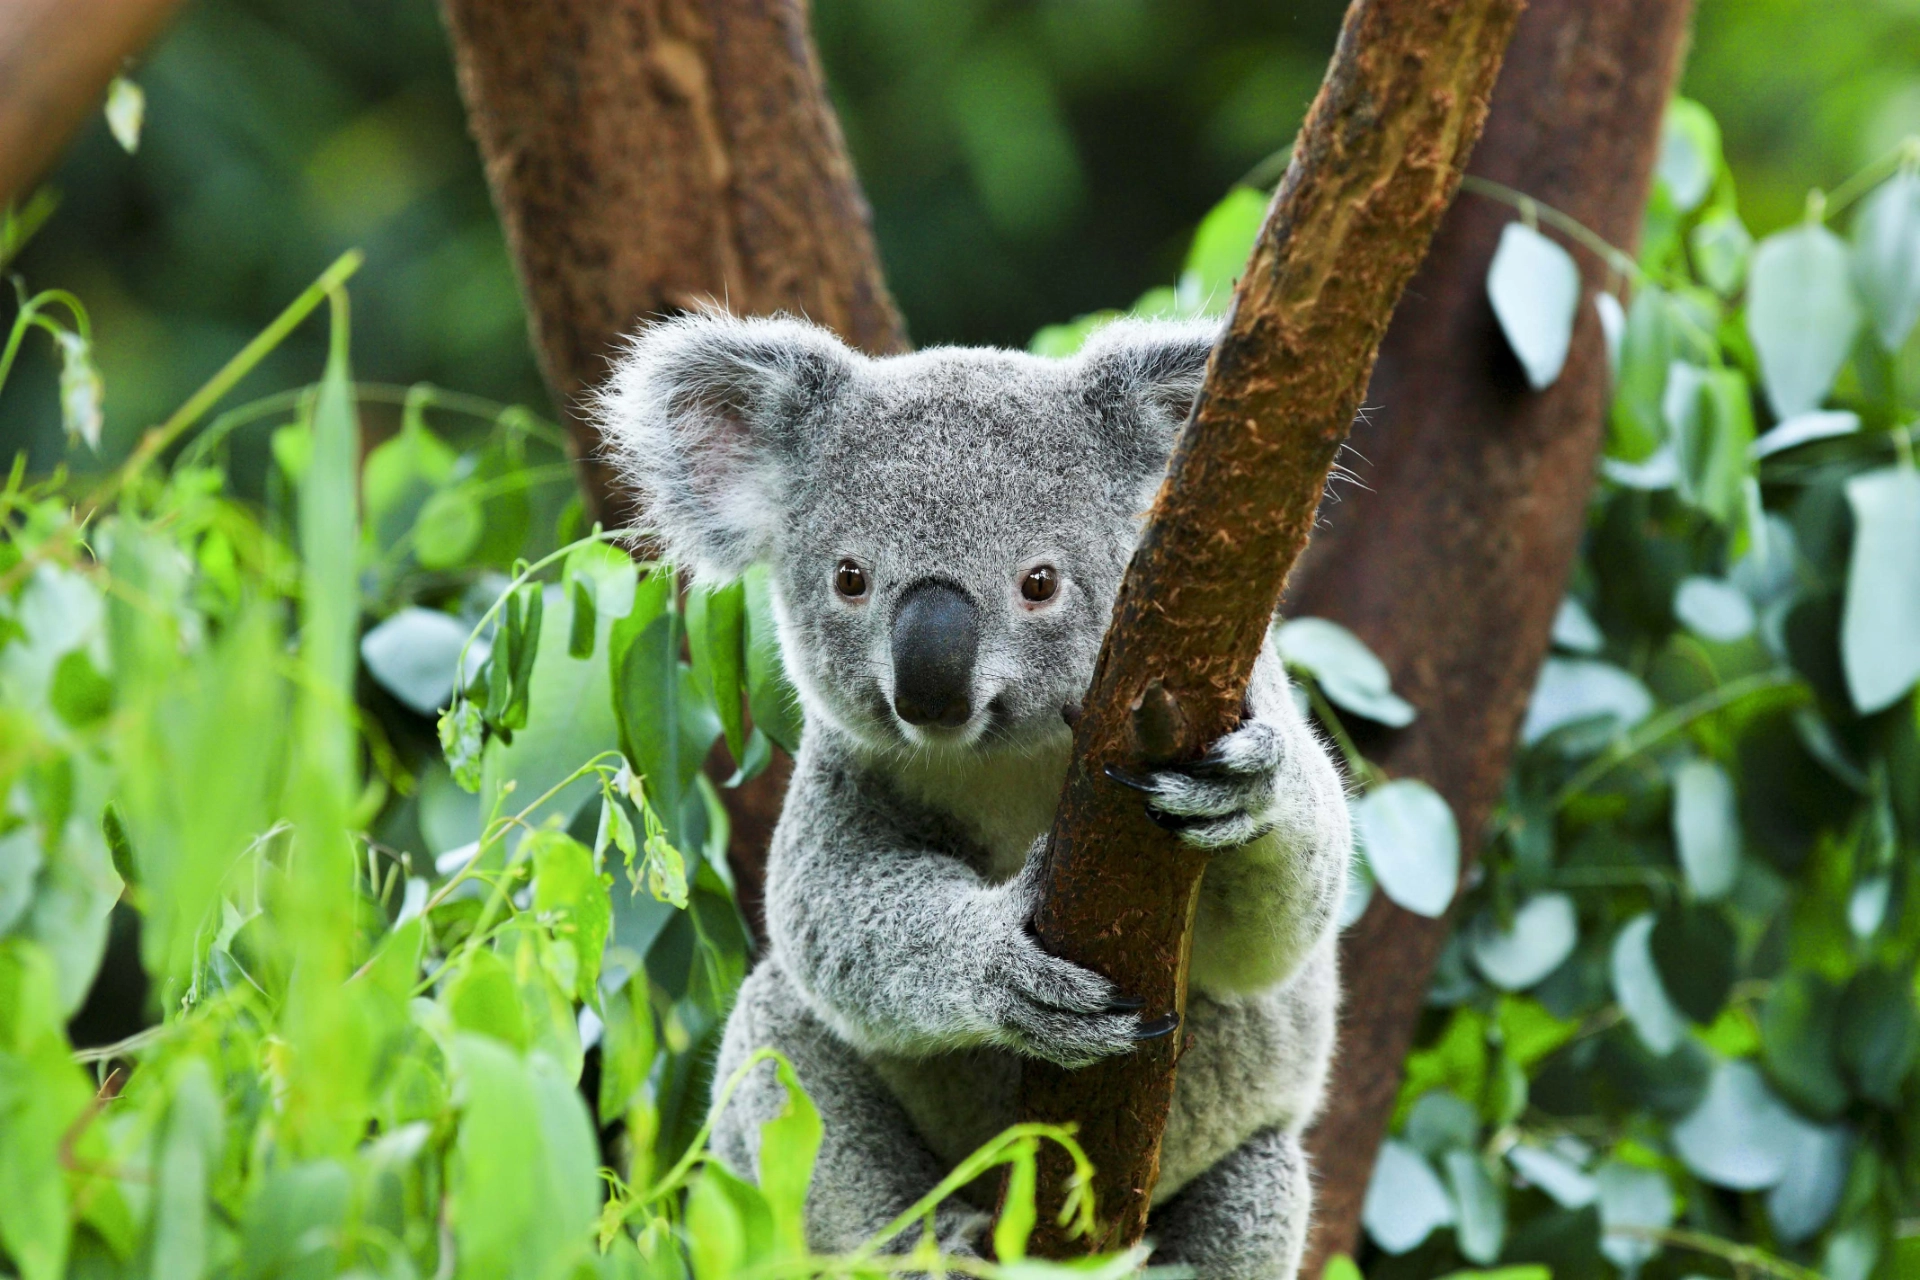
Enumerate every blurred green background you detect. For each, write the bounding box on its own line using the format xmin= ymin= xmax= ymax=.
xmin=3 ymin=0 xmax=1918 ymax=471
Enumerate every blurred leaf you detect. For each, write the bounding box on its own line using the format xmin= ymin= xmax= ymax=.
xmin=1181 ymin=186 xmax=1268 ymax=307
xmin=532 ymin=830 xmax=611 ymax=1006
xmin=1550 ymin=598 xmax=1604 ymax=654
xmin=1611 ymin=915 xmax=1687 ymax=1056
xmin=757 ymin=1057 xmax=823 ymax=1256
xmin=362 ymin=406 xmax=456 ymax=552
xmin=1521 ymin=658 xmax=1653 ymax=749
xmin=448 ymin=947 xmax=529 ymax=1052
xmin=147 ymin=1058 xmax=226 ymax=1280
xmin=238 ymin=1160 xmax=350 ymax=1280
xmin=1276 ymin=616 xmax=1414 ymax=726
xmin=1839 ymin=467 xmax=1920 ymax=714
xmin=361 ymin=606 xmax=467 ymax=715
xmin=1691 ymin=209 xmax=1752 ymax=296
xmin=1836 ymin=967 xmax=1918 ymax=1106
xmin=597 ymin=975 xmax=656 ymax=1124
xmin=1850 ymin=170 xmax=1920 ymax=351
xmin=1657 ymin=98 xmax=1721 ymax=213
xmin=104 ymin=76 xmax=145 ymax=153
xmin=48 ymin=646 xmax=111 ymax=728
xmin=1362 ymin=1139 xmax=1454 ymax=1255
xmin=439 ymin=700 xmax=485 ymax=793
xmin=1671 ymin=1059 xmax=1821 ymax=1189
xmin=1596 ymin=1162 xmax=1672 ymax=1271
xmin=1610 ymin=287 xmax=1676 ymax=461
xmin=1650 ymin=903 xmax=1736 ymax=1024
xmin=414 ymin=486 xmax=485 ymax=569
xmin=1595 ymin=292 xmax=1625 ymax=376
xmin=1487 ymin=222 xmax=1581 ymax=390
xmin=1351 ymin=779 xmax=1459 ymax=919
xmin=1751 ymin=409 xmax=1859 ymax=459
xmin=1507 ymin=1144 xmax=1597 ymax=1208
xmin=0 ymin=943 xmax=93 ymax=1280
xmin=1667 ymin=364 xmax=1754 ymax=523
xmin=1467 ymin=893 xmax=1577 ymax=991
xmin=1765 ymin=1123 xmax=1851 ymax=1244
xmin=1403 ymin=1090 xmax=1479 ymax=1157
xmin=1671 ymin=757 xmax=1741 ymax=899
xmin=54 ymin=332 xmax=103 ymax=452
xmin=1442 ymin=1148 xmax=1506 ymax=1265
xmin=1746 ymin=222 xmax=1860 ymax=418
xmin=1673 ymin=577 xmax=1755 ymax=642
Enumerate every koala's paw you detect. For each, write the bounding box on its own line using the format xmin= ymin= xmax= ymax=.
xmin=1106 ymin=715 xmax=1284 ymax=851
xmin=984 ymin=922 xmax=1177 ymax=1068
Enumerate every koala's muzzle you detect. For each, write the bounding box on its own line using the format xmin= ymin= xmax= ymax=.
xmin=890 ymin=580 xmax=978 ymax=729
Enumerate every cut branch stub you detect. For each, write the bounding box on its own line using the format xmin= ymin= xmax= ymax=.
xmin=1015 ymin=0 xmax=1527 ymax=1255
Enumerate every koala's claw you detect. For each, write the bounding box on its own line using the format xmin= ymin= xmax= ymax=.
xmin=1131 ymin=1011 xmax=1182 ymax=1041
xmin=1105 ymin=719 xmax=1286 ymax=851
xmin=1103 ymin=993 xmax=1147 ymax=1013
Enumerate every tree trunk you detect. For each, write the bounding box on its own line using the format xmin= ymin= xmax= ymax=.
xmin=0 ymin=0 xmax=186 ymax=206
xmin=1014 ymin=0 xmax=1525 ymax=1255
xmin=439 ymin=0 xmax=907 ymax=897
xmin=1288 ymin=0 xmax=1694 ymax=1270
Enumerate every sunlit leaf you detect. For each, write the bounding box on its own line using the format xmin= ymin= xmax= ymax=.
xmin=1596 ymin=1162 xmax=1672 ymax=1271
xmin=1840 ymin=467 xmax=1920 ymax=714
xmin=1467 ymin=893 xmax=1577 ymax=991
xmin=1351 ymin=780 xmax=1459 ymax=919
xmin=1671 ymin=757 xmax=1741 ymax=899
xmin=1671 ymin=1059 xmax=1821 ymax=1190
xmin=104 ymin=76 xmax=145 ymax=153
xmin=1276 ymin=616 xmax=1414 ymax=727
xmin=1362 ymin=1140 xmax=1454 ymax=1255
xmin=1746 ymin=222 xmax=1860 ymax=418
xmin=362 ymin=606 xmax=468 ymax=715
xmin=1851 ymin=169 xmax=1920 ymax=351
xmin=1487 ymin=222 xmax=1581 ymax=390
xmin=1657 ymin=98 xmax=1722 ymax=213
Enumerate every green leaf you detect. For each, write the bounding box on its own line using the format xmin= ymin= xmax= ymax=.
xmin=532 ymin=830 xmax=611 ymax=1005
xmin=1506 ymin=1144 xmax=1596 ymax=1208
xmin=0 ymin=825 xmax=43 ymax=935
xmin=1520 ymin=658 xmax=1653 ymax=749
xmin=1351 ymin=779 xmax=1459 ymax=919
xmin=687 ymin=579 xmax=749 ymax=763
xmin=1596 ymin=1162 xmax=1673 ymax=1271
xmin=1487 ymin=222 xmax=1582 ymax=390
xmin=1276 ymin=616 xmax=1415 ymax=727
xmin=757 ymin=1057 xmax=823 ymax=1255
xmin=1839 ymin=467 xmax=1920 ymax=714
xmin=361 ymin=606 xmax=468 ymax=715
xmin=1467 ymin=893 xmax=1577 ymax=991
xmin=1609 ymin=286 xmax=1676 ymax=462
xmin=48 ymin=646 xmax=111 ymax=728
xmin=414 ymin=486 xmax=485 ymax=569
xmin=0 ymin=943 xmax=94 ymax=1280
xmin=995 ymin=1138 xmax=1040 ymax=1262
xmin=1657 ymin=98 xmax=1722 ymax=213
xmin=1362 ymin=1139 xmax=1454 ymax=1255
xmin=1442 ymin=1149 xmax=1507 ymax=1266
xmin=1649 ymin=902 xmax=1736 ymax=1024
xmin=1850 ymin=169 xmax=1920 ymax=351
xmin=1671 ymin=1059 xmax=1820 ymax=1190
xmin=1671 ymin=758 xmax=1741 ymax=900
xmin=447 ymin=947 xmax=530 ymax=1051
xmin=616 ymin=611 xmax=717 ymax=819
xmin=361 ymin=403 xmax=456 ymax=552
xmin=1673 ymin=576 xmax=1755 ymax=642
xmin=238 ymin=1160 xmax=351 ymax=1280
xmin=1690 ymin=209 xmax=1753 ymax=296
xmin=743 ymin=565 xmax=802 ymax=754
xmin=1836 ymin=967 xmax=1918 ymax=1107
xmin=568 ymin=578 xmax=597 ymax=659
xmin=597 ymin=975 xmax=657 ymax=1123
xmin=439 ymin=700 xmax=485 ymax=793
xmin=1667 ymin=364 xmax=1755 ymax=523
xmin=1746 ymin=222 xmax=1861 ymax=418
xmin=1180 ymin=186 xmax=1268 ymax=309
xmin=1403 ymin=1090 xmax=1478 ymax=1157
xmin=146 ymin=1058 xmax=226 ymax=1280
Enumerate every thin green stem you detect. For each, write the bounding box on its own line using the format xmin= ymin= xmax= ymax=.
xmin=87 ymin=250 xmax=363 ymax=512
xmin=1304 ymin=681 xmax=1385 ymax=788
xmin=1610 ymin=1226 xmax=1822 ymax=1280
xmin=450 ymin=529 xmax=649 ymax=688
xmin=1552 ymin=670 xmax=1799 ymax=810
xmin=1822 ymin=135 xmax=1920 ymax=219
xmin=1460 ymin=175 xmax=1642 ymax=281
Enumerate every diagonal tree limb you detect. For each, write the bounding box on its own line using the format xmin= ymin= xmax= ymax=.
xmin=1015 ymin=0 xmax=1527 ymax=1254
xmin=1291 ymin=0 xmax=1694 ymax=1266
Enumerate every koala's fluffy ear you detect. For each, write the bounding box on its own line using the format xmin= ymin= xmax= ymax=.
xmin=595 ymin=312 xmax=858 ymax=580
xmin=1072 ymin=318 xmax=1220 ymax=481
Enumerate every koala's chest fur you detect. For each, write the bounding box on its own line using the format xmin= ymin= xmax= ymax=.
xmin=885 ymin=739 xmax=1071 ymax=882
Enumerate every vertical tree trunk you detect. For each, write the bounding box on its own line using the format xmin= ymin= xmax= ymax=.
xmin=1015 ymin=0 xmax=1525 ymax=1255
xmin=1289 ymin=0 xmax=1693 ymax=1269
xmin=439 ymin=0 xmax=907 ymax=890
xmin=0 ymin=0 xmax=186 ymax=206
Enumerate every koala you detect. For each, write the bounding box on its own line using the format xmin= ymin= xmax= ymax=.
xmin=597 ymin=312 xmax=1351 ymax=1280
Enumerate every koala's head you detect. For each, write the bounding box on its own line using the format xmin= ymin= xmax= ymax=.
xmin=596 ymin=312 xmax=1215 ymax=758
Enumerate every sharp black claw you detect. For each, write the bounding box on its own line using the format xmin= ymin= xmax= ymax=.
xmin=1104 ymin=764 xmax=1157 ymax=794
xmin=1143 ymin=804 xmax=1202 ymax=833
xmin=1103 ymin=994 xmax=1147 ymax=1013
xmin=1131 ymin=1012 xmax=1181 ymax=1041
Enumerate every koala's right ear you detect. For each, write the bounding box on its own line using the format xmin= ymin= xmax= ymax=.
xmin=594 ymin=312 xmax=858 ymax=580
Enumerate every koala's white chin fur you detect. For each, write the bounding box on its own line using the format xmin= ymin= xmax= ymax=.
xmin=598 ymin=311 xmax=1349 ymax=1280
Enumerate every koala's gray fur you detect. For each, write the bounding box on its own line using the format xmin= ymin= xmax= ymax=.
xmin=597 ymin=312 xmax=1351 ymax=1279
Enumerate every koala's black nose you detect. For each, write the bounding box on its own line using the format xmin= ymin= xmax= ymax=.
xmin=891 ymin=579 xmax=978 ymax=729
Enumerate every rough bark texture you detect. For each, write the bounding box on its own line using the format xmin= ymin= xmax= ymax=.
xmin=1289 ymin=0 xmax=1694 ymax=1270
xmin=1015 ymin=0 xmax=1526 ymax=1254
xmin=0 ymin=0 xmax=186 ymax=206
xmin=439 ymin=0 xmax=906 ymax=897
xmin=439 ymin=0 xmax=909 ymax=522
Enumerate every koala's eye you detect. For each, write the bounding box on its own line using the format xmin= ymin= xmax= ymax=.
xmin=834 ymin=560 xmax=869 ymax=600
xmin=1020 ymin=564 xmax=1059 ymax=604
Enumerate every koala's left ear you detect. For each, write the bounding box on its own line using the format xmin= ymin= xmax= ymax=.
xmin=594 ymin=312 xmax=858 ymax=580
xmin=1072 ymin=318 xmax=1220 ymax=482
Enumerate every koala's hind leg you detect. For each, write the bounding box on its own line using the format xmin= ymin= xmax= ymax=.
xmin=712 ymin=961 xmax=988 ymax=1255
xmin=1147 ymin=1127 xmax=1311 ymax=1280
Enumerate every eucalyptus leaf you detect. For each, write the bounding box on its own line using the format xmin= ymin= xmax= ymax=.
xmin=1442 ymin=1149 xmax=1507 ymax=1265
xmin=1746 ymin=222 xmax=1861 ymax=418
xmin=1610 ymin=287 xmax=1676 ymax=462
xmin=1760 ymin=970 xmax=1849 ymax=1119
xmin=1362 ymin=1140 xmax=1455 ymax=1255
xmin=1550 ymin=598 xmax=1604 ymax=655
xmin=1673 ymin=577 xmax=1755 ymax=643
xmin=1276 ymin=616 xmax=1414 ymax=727
xmin=1658 ymin=98 xmax=1722 ymax=213
xmin=1506 ymin=1144 xmax=1597 ymax=1209
xmin=1351 ymin=779 xmax=1460 ymax=919
xmin=1487 ymin=222 xmax=1582 ymax=390
xmin=1765 ymin=1123 xmax=1851 ymax=1244
xmin=1612 ymin=914 xmax=1686 ymax=1057
xmin=1520 ymin=658 xmax=1653 ymax=749
xmin=1671 ymin=1060 xmax=1821 ymax=1190
xmin=1596 ymin=1162 xmax=1673 ymax=1271
xmin=1691 ymin=209 xmax=1753 ymax=296
xmin=1595 ymin=292 xmax=1625 ymax=377
xmin=743 ymin=566 xmax=803 ymax=754
xmin=1851 ymin=169 xmax=1920 ymax=350
xmin=361 ymin=607 xmax=468 ymax=715
xmin=1839 ymin=467 xmax=1920 ymax=714
xmin=1467 ymin=893 xmax=1578 ymax=991
xmin=1750 ymin=409 xmax=1858 ymax=459
xmin=1837 ymin=967 xmax=1919 ymax=1106
xmin=1650 ymin=903 xmax=1736 ymax=1025
xmin=1670 ymin=758 xmax=1741 ymax=899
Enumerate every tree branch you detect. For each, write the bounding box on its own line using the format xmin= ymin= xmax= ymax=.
xmin=1015 ymin=0 xmax=1527 ymax=1254
xmin=1291 ymin=1 xmax=1694 ymax=1266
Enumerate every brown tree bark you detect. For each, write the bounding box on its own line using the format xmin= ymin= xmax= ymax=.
xmin=1289 ymin=0 xmax=1694 ymax=1270
xmin=439 ymin=0 xmax=907 ymax=894
xmin=0 ymin=0 xmax=186 ymax=206
xmin=1014 ymin=0 xmax=1526 ymax=1255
